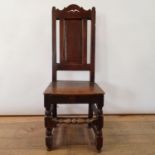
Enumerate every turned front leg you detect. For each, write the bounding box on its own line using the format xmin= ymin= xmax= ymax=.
xmin=95 ymin=101 xmax=104 ymax=152
xmin=45 ymin=106 xmax=53 ymax=150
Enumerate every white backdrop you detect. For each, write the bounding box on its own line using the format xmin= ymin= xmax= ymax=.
xmin=0 ymin=0 xmax=155 ymax=115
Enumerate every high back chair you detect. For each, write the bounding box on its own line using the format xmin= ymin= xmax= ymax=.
xmin=44 ymin=4 xmax=105 ymax=152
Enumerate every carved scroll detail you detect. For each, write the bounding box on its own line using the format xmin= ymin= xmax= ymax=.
xmin=67 ymin=9 xmax=80 ymax=13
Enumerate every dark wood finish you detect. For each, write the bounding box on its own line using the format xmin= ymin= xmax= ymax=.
xmin=60 ymin=19 xmax=65 ymax=63
xmin=44 ymin=4 xmax=105 ymax=152
xmin=56 ymin=63 xmax=90 ymax=70
xmin=44 ymin=81 xmax=104 ymax=95
xmin=82 ymin=19 xmax=87 ymax=64
xmin=90 ymin=7 xmax=96 ymax=82
xmin=64 ymin=19 xmax=82 ymax=63
xmin=52 ymin=7 xmax=57 ymax=82
xmin=52 ymin=4 xmax=96 ymax=82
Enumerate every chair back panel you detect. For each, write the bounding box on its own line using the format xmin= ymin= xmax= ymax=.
xmin=60 ymin=19 xmax=82 ymax=64
xmin=52 ymin=4 xmax=95 ymax=82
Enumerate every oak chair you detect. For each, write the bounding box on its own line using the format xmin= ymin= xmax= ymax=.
xmin=44 ymin=4 xmax=105 ymax=152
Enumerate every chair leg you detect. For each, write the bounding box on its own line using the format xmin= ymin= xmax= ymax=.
xmin=88 ymin=103 xmax=93 ymax=128
xmin=46 ymin=128 xmax=53 ymax=151
xmin=95 ymin=102 xmax=104 ymax=152
xmin=96 ymin=130 xmax=103 ymax=152
xmin=95 ymin=116 xmax=103 ymax=152
xmin=53 ymin=103 xmax=57 ymax=118
xmin=45 ymin=107 xmax=53 ymax=150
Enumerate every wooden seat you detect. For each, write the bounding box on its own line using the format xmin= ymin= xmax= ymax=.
xmin=44 ymin=81 xmax=104 ymax=95
xmin=44 ymin=4 xmax=105 ymax=152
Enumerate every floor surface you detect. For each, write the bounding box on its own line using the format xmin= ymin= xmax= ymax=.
xmin=0 ymin=115 xmax=155 ymax=155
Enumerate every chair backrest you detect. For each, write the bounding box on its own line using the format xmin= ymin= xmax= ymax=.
xmin=52 ymin=4 xmax=96 ymax=82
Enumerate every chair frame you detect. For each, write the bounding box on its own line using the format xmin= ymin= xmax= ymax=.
xmin=44 ymin=4 xmax=105 ymax=152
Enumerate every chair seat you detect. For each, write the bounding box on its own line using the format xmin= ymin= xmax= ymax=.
xmin=44 ymin=81 xmax=105 ymax=96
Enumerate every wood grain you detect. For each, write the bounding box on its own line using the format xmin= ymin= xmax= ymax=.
xmin=44 ymin=81 xmax=104 ymax=95
xmin=47 ymin=5 xmax=104 ymax=151
xmin=52 ymin=4 xmax=96 ymax=81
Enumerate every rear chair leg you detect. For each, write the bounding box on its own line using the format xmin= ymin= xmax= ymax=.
xmin=53 ymin=104 xmax=57 ymax=117
xmin=88 ymin=103 xmax=93 ymax=128
xmin=46 ymin=128 xmax=52 ymax=150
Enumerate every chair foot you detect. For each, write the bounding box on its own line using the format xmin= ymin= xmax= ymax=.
xmin=45 ymin=129 xmax=52 ymax=151
xmin=46 ymin=136 xmax=52 ymax=151
xmin=96 ymin=131 xmax=103 ymax=152
xmin=96 ymin=135 xmax=103 ymax=152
